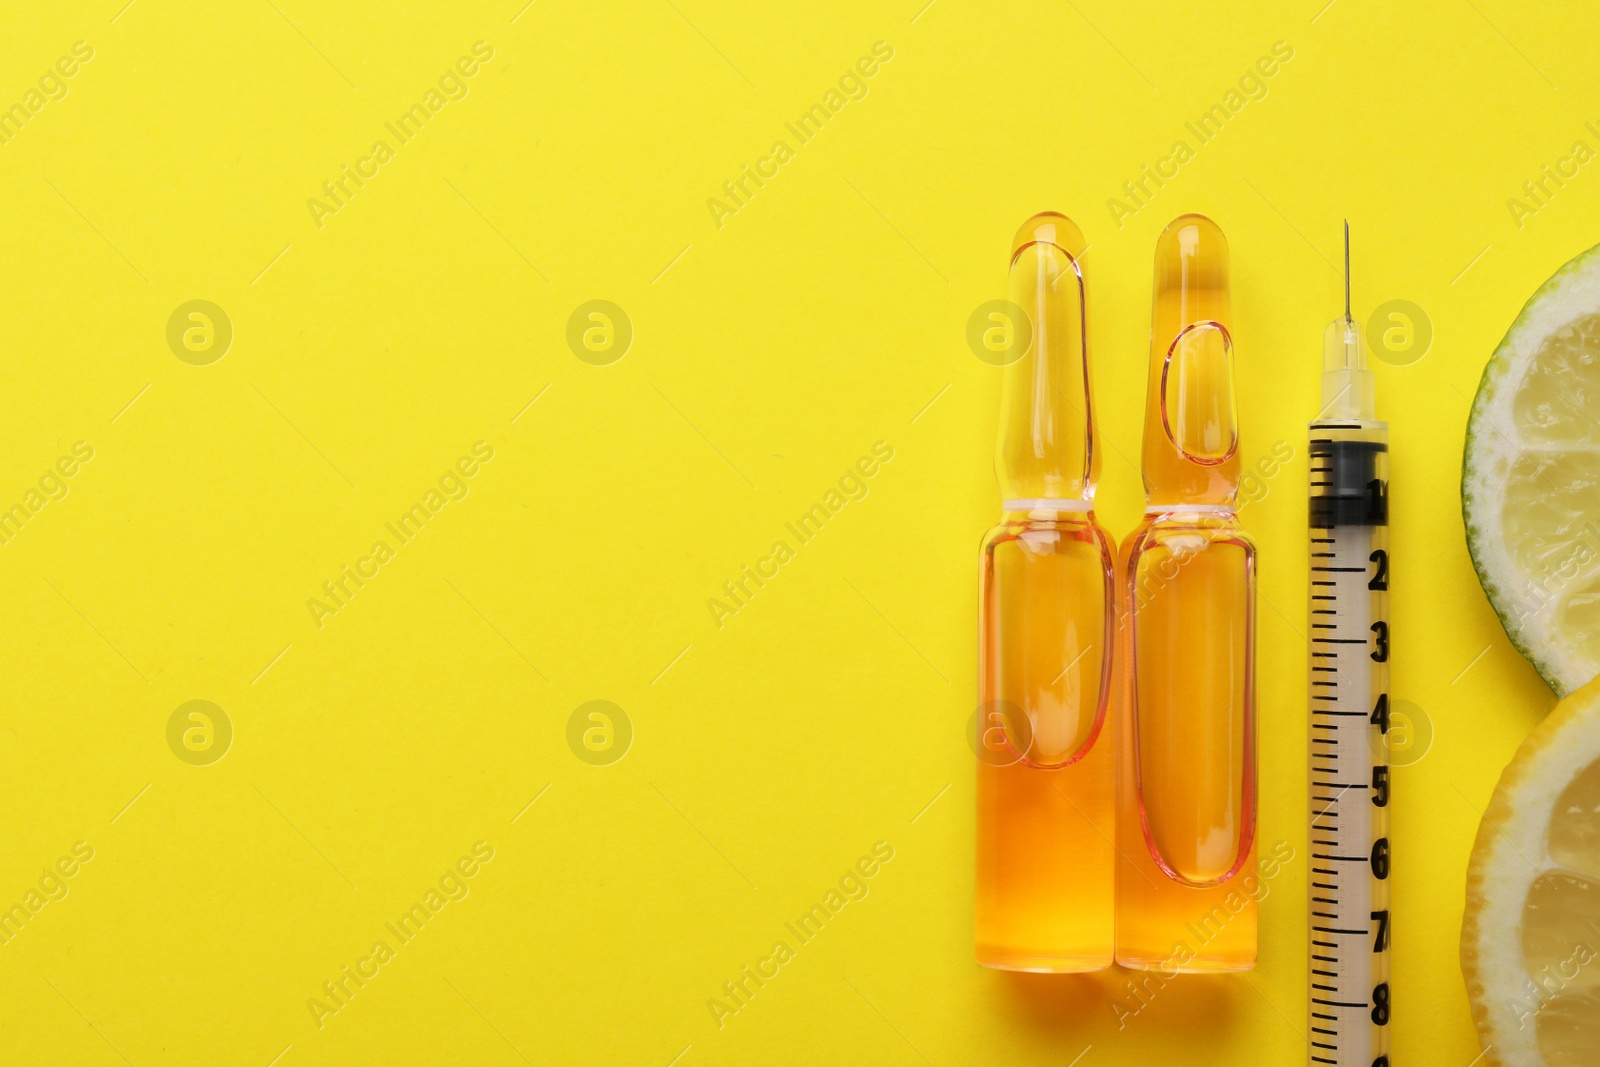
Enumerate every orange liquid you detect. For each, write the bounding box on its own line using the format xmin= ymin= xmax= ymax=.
xmin=975 ymin=511 xmax=1114 ymax=971
xmin=1114 ymin=516 xmax=1257 ymax=970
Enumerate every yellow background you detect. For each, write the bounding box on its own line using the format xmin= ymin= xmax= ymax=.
xmin=0 ymin=0 xmax=1587 ymax=1063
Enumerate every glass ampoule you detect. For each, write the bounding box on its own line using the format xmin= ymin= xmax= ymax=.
xmin=975 ymin=213 xmax=1116 ymax=972
xmin=1114 ymin=214 xmax=1259 ymax=972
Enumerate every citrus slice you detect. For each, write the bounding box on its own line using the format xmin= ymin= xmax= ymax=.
xmin=1464 ymin=240 xmax=1600 ymax=695
xmin=1462 ymin=674 xmax=1600 ymax=1064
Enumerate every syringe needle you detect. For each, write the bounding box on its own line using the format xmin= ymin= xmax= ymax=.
xmin=1344 ymin=219 xmax=1351 ymax=322
xmin=1322 ymin=222 xmax=1375 ymax=421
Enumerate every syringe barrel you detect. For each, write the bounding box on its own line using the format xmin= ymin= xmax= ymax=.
xmin=1306 ymin=416 xmax=1391 ymax=1067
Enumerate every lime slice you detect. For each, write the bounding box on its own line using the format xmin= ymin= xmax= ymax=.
xmin=1462 ymin=674 xmax=1600 ymax=1065
xmin=1464 ymin=241 xmax=1600 ymax=695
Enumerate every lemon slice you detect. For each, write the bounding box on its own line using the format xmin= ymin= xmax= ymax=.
xmin=1462 ymin=675 xmax=1600 ymax=1064
xmin=1464 ymin=241 xmax=1600 ymax=695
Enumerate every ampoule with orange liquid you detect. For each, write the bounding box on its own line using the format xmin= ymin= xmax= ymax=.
xmin=975 ymin=213 xmax=1116 ymax=972
xmin=1115 ymin=214 xmax=1258 ymax=971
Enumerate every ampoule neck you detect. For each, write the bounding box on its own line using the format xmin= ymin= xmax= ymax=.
xmin=1143 ymin=501 xmax=1237 ymax=518
xmin=1001 ymin=498 xmax=1099 ymax=524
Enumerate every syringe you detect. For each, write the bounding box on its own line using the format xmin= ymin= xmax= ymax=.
xmin=1307 ymin=222 xmax=1391 ymax=1067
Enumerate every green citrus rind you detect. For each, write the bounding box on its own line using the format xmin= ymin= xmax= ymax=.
xmin=1462 ymin=239 xmax=1600 ymax=697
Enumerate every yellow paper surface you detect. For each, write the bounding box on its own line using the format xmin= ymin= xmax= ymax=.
xmin=0 ymin=1 xmax=1585 ymax=1063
